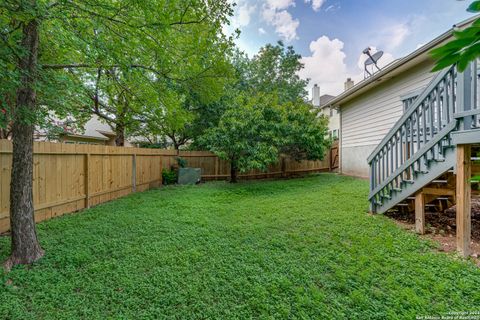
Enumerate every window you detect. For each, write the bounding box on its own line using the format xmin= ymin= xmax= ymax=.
xmin=329 ymin=129 xmax=338 ymax=139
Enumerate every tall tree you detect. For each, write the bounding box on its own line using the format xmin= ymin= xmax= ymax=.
xmin=249 ymin=41 xmax=308 ymax=103
xmin=201 ymin=94 xmax=283 ymax=182
xmin=0 ymin=0 xmax=234 ymax=268
xmin=7 ymin=1 xmax=45 ymax=268
xmin=200 ymin=44 xmax=330 ymax=182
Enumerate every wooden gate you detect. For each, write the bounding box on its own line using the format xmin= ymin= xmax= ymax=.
xmin=329 ymin=141 xmax=339 ymax=170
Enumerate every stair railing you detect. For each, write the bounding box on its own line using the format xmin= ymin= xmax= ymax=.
xmin=367 ymin=60 xmax=479 ymax=213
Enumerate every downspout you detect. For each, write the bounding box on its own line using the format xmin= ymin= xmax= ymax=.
xmin=337 ymin=103 xmax=343 ymax=174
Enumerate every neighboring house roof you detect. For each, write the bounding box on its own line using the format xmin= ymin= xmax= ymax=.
xmin=62 ymin=133 xmax=109 ymax=141
xmin=327 ymin=14 xmax=480 ymax=108
xmin=82 ymin=115 xmax=116 ymax=140
xmin=319 ymin=94 xmax=336 ymax=108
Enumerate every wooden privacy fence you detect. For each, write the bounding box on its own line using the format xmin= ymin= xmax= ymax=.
xmin=0 ymin=140 xmax=337 ymax=232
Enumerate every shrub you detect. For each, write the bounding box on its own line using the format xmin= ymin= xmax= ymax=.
xmin=162 ymin=169 xmax=177 ymax=185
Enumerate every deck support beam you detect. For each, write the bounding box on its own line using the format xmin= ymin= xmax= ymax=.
xmin=415 ymin=192 xmax=425 ymax=234
xmin=456 ymin=144 xmax=471 ymax=257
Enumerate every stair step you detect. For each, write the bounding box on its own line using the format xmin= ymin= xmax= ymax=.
xmin=392 ymin=188 xmax=402 ymax=192
xmin=431 ymin=180 xmax=447 ymax=184
xmin=407 ymin=197 xmax=415 ymax=200
xmin=403 ymin=180 xmax=414 ymax=184
xmin=396 ymin=203 xmax=410 ymax=207
xmin=429 ymin=158 xmax=445 ymax=163
xmin=415 ymin=170 xmax=429 ymax=174
xmin=425 ymin=204 xmax=437 ymax=207
xmin=436 ymin=197 xmax=450 ymax=200
xmin=380 ymin=194 xmax=392 ymax=200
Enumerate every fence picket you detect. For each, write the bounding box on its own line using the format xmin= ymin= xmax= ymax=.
xmin=0 ymin=140 xmax=338 ymax=232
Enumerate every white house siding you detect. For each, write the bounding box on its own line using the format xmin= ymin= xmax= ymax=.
xmin=319 ymin=106 xmax=340 ymax=138
xmin=340 ymin=60 xmax=437 ymax=178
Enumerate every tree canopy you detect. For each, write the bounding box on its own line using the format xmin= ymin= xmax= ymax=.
xmin=0 ymin=0 xmax=235 ymax=268
xmin=200 ymin=43 xmax=330 ymax=182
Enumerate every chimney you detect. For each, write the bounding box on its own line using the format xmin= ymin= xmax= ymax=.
xmin=344 ymin=78 xmax=354 ymax=91
xmin=312 ymin=84 xmax=320 ymax=107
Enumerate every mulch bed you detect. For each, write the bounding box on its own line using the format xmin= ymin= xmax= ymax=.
xmin=386 ymin=197 xmax=480 ymax=259
xmin=386 ymin=198 xmax=480 ymax=241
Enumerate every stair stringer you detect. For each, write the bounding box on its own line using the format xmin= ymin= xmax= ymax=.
xmin=376 ymin=149 xmax=456 ymax=214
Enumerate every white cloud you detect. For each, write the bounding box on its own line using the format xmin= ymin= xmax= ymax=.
xmin=367 ymin=22 xmax=410 ymax=52
xmin=386 ymin=23 xmax=410 ymax=50
xmin=262 ymin=1 xmax=299 ymax=41
xmin=299 ymin=36 xmax=349 ymax=95
xmin=304 ymin=0 xmax=326 ymax=12
xmin=324 ymin=4 xmax=335 ymax=12
xmin=265 ymin=0 xmax=295 ymax=10
xmin=300 ymin=37 xmax=396 ymax=96
xmin=231 ymin=2 xmax=256 ymax=29
xmin=258 ymin=27 xmax=267 ymax=35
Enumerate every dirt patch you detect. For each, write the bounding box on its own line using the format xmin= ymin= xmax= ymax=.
xmin=386 ymin=198 xmax=480 ymax=263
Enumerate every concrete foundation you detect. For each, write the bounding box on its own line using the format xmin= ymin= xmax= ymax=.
xmin=341 ymin=145 xmax=376 ymax=178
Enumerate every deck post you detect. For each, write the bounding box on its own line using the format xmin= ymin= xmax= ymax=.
xmin=456 ymin=144 xmax=471 ymax=257
xmin=415 ymin=192 xmax=425 ymax=234
xmin=457 ymin=63 xmax=473 ymax=130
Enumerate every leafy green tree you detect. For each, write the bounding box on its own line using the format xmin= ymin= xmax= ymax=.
xmin=200 ymin=43 xmax=329 ymax=182
xmin=280 ymin=102 xmax=331 ymax=162
xmin=249 ymin=41 xmax=308 ymax=103
xmin=201 ymin=94 xmax=331 ymax=182
xmin=201 ymin=94 xmax=283 ymax=182
xmin=431 ymin=1 xmax=480 ymax=71
xmin=0 ymin=0 xmax=234 ymax=268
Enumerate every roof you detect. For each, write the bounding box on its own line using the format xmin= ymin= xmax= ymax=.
xmin=63 ymin=133 xmax=109 ymax=141
xmin=319 ymin=94 xmax=336 ymax=107
xmin=327 ymin=14 xmax=480 ymax=107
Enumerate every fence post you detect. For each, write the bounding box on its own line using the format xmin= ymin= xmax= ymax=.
xmin=329 ymin=147 xmax=333 ymax=172
xmin=281 ymin=156 xmax=287 ymax=177
xmin=84 ymin=153 xmax=90 ymax=208
xmin=214 ymin=156 xmax=219 ymax=180
xmin=132 ymin=153 xmax=137 ymax=192
xmin=160 ymin=154 xmax=163 ymax=185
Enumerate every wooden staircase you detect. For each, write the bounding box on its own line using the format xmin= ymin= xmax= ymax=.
xmin=368 ymin=61 xmax=480 ymax=255
xmin=393 ymin=171 xmax=456 ymax=214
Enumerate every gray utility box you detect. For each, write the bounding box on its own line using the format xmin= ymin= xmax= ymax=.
xmin=177 ymin=168 xmax=202 ymax=185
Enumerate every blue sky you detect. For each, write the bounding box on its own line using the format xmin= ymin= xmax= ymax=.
xmin=226 ymin=0 xmax=475 ymax=96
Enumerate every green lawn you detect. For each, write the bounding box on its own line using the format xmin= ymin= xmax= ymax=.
xmin=1 ymin=174 xmax=479 ymax=319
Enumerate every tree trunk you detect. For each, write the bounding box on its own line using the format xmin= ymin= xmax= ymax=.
xmin=5 ymin=16 xmax=44 ymax=270
xmin=230 ymin=158 xmax=238 ymax=183
xmin=115 ymin=124 xmax=125 ymax=146
xmin=0 ymin=127 xmax=11 ymax=140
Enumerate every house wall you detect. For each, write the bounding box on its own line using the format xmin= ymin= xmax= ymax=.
xmin=319 ymin=106 xmax=340 ymax=138
xmin=340 ymin=60 xmax=437 ymax=178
